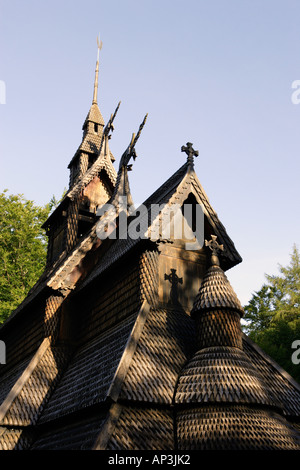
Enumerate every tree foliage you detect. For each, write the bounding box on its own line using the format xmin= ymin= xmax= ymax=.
xmin=0 ymin=190 xmax=64 ymax=325
xmin=243 ymin=245 xmax=300 ymax=383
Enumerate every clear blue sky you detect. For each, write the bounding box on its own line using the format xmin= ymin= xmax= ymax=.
xmin=0 ymin=0 xmax=300 ymax=305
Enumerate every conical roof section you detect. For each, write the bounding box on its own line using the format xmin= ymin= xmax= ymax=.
xmin=192 ymin=264 xmax=244 ymax=315
xmin=174 ymin=235 xmax=300 ymax=450
xmin=192 ymin=235 xmax=244 ymax=316
xmin=83 ymin=102 xmax=105 ymax=128
xmin=175 ymin=346 xmax=282 ymax=408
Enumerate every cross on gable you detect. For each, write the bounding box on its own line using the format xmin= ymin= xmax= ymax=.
xmin=164 ymin=268 xmax=183 ymax=286
xmin=205 ymin=235 xmax=224 ymax=255
xmin=181 ymin=142 xmax=199 ymax=167
xmin=164 ymin=269 xmax=183 ymax=305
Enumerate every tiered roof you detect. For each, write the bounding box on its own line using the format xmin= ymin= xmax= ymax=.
xmin=1 ymin=43 xmax=300 ymax=452
xmin=175 ymin=245 xmax=300 ymax=450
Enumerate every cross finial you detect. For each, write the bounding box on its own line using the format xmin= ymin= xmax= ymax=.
xmin=205 ymin=235 xmax=224 ymax=266
xmin=181 ymin=142 xmax=199 ymax=168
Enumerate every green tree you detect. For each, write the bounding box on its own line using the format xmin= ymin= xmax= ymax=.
xmin=243 ymin=244 xmax=300 ymax=383
xmin=0 ymin=190 xmax=64 ymax=325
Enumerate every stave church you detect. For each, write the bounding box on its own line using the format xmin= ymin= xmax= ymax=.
xmin=1 ymin=41 xmax=300 ymax=451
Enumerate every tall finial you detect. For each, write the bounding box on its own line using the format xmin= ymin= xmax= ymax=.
xmin=93 ymin=34 xmax=103 ymax=104
xmin=103 ymin=101 xmax=121 ymax=139
xmin=118 ymin=113 xmax=148 ymax=171
xmin=181 ymin=142 xmax=199 ymax=169
xmin=101 ymin=101 xmax=121 ymax=159
xmin=205 ymin=235 xmax=224 ymax=266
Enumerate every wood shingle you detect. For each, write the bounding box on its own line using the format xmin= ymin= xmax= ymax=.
xmin=1 ymin=48 xmax=300 ymax=451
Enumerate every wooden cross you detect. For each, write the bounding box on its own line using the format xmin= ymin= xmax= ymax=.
xmin=165 ymin=269 xmax=183 ymax=305
xmin=205 ymin=235 xmax=224 ymax=255
xmin=181 ymin=142 xmax=199 ymax=166
xmin=165 ymin=268 xmax=183 ymax=287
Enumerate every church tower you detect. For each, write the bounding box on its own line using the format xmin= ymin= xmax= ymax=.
xmin=43 ymin=38 xmax=118 ymax=266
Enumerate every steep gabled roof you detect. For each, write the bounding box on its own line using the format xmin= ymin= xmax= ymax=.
xmin=36 ymin=308 xmax=145 ymax=424
xmin=22 ymin=304 xmax=300 ymax=450
xmin=75 ymin=159 xmax=242 ymax=293
xmin=3 ymin=154 xmax=242 ymax=331
xmin=2 ymin=263 xmax=300 ymax=450
xmin=67 ymin=102 xmax=106 ymax=168
xmin=8 ymin=38 xmax=300 ymax=450
xmin=67 ymin=150 xmax=117 ymax=201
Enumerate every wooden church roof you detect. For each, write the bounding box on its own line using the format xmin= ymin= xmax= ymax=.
xmin=1 ymin=44 xmax=300 ymax=452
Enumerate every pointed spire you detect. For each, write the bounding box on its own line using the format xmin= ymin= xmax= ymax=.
xmin=80 ymin=36 xmax=105 ymax=133
xmin=82 ymin=34 xmax=105 ymax=128
xmin=67 ymin=37 xmax=108 ymax=181
xmin=92 ymin=34 xmax=102 ymax=105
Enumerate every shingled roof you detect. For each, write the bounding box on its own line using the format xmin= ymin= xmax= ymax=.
xmin=175 ymin=248 xmax=300 ymax=450
xmin=1 ymin=49 xmax=300 ymax=452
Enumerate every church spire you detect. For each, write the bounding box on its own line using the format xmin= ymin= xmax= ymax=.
xmin=67 ymin=35 xmax=107 ymax=185
xmin=92 ymin=34 xmax=102 ymax=105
